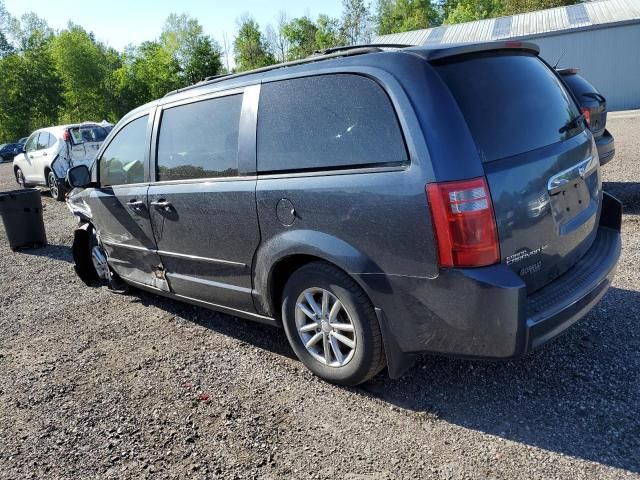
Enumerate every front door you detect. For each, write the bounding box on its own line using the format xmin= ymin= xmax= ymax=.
xmin=22 ymin=132 xmax=45 ymax=182
xmin=147 ymin=89 xmax=261 ymax=313
xmin=87 ymin=112 xmax=169 ymax=290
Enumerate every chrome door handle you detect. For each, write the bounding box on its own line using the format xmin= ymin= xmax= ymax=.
xmin=127 ymin=200 xmax=145 ymax=211
xmin=42 ymin=152 xmax=48 ymax=156
xmin=150 ymin=200 xmax=172 ymax=211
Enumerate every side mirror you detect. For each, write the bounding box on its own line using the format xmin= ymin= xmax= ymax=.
xmin=20 ymin=145 xmax=26 ymax=153
xmin=67 ymin=165 xmax=91 ymax=188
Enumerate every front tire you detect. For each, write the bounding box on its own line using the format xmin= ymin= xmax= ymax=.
xmin=47 ymin=170 xmax=65 ymax=201
xmin=15 ymin=167 xmax=26 ymax=188
xmin=281 ymin=262 xmax=386 ymax=386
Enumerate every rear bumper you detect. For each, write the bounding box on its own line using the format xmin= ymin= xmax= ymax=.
xmin=596 ymin=129 xmax=615 ymax=165
xmin=359 ymin=193 xmax=622 ymax=378
xmin=524 ymin=226 xmax=619 ymax=350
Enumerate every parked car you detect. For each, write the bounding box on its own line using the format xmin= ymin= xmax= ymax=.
xmin=558 ymin=68 xmax=615 ymax=165
xmin=99 ymin=120 xmax=115 ymax=134
xmin=0 ymin=143 xmax=22 ymax=162
xmin=12 ymin=122 xmax=110 ymax=200
xmin=17 ymin=137 xmax=28 ymax=145
xmin=65 ymin=41 xmax=622 ymax=385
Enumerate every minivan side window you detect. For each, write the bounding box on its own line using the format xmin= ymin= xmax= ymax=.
xmin=156 ymin=94 xmax=243 ymax=181
xmin=257 ymin=74 xmax=408 ymax=173
xmin=99 ymin=115 xmax=148 ymax=187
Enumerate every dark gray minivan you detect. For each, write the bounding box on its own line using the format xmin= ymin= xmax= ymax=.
xmin=66 ymin=41 xmax=622 ymax=385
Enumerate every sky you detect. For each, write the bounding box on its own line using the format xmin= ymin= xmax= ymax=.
xmin=4 ymin=0 xmax=344 ymax=51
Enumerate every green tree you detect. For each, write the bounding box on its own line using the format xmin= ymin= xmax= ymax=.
xmin=441 ymin=0 xmax=583 ymax=24
xmin=233 ymin=15 xmax=274 ymax=72
xmin=50 ymin=24 xmax=112 ymax=122
xmin=502 ymin=0 xmax=583 ymax=15
xmin=10 ymin=12 xmax=52 ymax=50
xmin=443 ymin=0 xmax=503 ymax=23
xmin=160 ymin=13 xmax=223 ymax=83
xmin=0 ymin=31 xmax=12 ymax=56
xmin=264 ymin=11 xmax=290 ymax=63
xmin=315 ymin=15 xmax=346 ymax=50
xmin=341 ymin=0 xmax=372 ymax=44
xmin=282 ymin=16 xmax=318 ymax=60
xmin=114 ymin=40 xmax=182 ymax=107
xmin=376 ymin=0 xmax=439 ymax=35
xmin=0 ymin=30 xmax=62 ymax=142
xmin=0 ymin=54 xmax=30 ymax=140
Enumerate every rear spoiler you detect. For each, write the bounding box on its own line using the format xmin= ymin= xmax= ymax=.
xmin=417 ymin=41 xmax=540 ymax=62
xmin=556 ymin=67 xmax=580 ymax=75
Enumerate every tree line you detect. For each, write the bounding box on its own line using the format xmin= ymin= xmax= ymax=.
xmin=0 ymin=0 xmax=581 ymax=143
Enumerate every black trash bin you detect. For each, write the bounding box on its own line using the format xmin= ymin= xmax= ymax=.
xmin=0 ymin=188 xmax=47 ymax=250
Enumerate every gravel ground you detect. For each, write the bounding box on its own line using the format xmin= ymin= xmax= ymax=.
xmin=0 ymin=116 xmax=639 ymax=480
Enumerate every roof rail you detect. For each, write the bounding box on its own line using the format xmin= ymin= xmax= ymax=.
xmin=164 ymin=45 xmax=387 ymax=98
xmin=201 ymin=73 xmax=232 ymax=82
xmin=312 ymin=43 xmax=412 ymax=56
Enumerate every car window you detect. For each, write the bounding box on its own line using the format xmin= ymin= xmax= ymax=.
xmin=71 ymin=125 xmax=109 ymax=144
xmin=434 ymin=52 xmax=582 ymax=162
xmin=257 ymin=74 xmax=408 ymax=173
xmin=25 ymin=133 xmax=38 ymax=152
xmin=36 ymin=132 xmax=50 ymax=150
xmin=47 ymin=133 xmax=57 ymax=148
xmin=156 ymin=94 xmax=243 ymax=181
xmin=99 ymin=115 xmax=148 ymax=186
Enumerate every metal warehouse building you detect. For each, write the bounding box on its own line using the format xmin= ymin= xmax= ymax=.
xmin=374 ymin=0 xmax=640 ymax=111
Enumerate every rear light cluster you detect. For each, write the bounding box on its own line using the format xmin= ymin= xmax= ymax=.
xmin=427 ymin=177 xmax=500 ymax=268
xmin=581 ymin=107 xmax=591 ymax=126
xmin=62 ymin=129 xmax=71 ymax=142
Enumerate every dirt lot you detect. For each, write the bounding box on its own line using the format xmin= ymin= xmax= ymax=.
xmin=1 ymin=115 xmax=639 ymax=480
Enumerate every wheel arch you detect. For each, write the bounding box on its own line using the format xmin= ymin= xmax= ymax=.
xmin=44 ymin=165 xmax=55 ymax=185
xmin=72 ymin=222 xmax=100 ymax=285
xmin=253 ymin=229 xmax=383 ymax=320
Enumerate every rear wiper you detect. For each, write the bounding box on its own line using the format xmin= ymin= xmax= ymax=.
xmin=559 ymin=113 xmax=585 ymax=134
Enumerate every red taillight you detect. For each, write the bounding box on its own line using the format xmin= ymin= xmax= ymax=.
xmin=426 ymin=177 xmax=500 ymax=268
xmin=581 ymin=107 xmax=591 ymax=126
xmin=62 ymin=129 xmax=71 ymax=142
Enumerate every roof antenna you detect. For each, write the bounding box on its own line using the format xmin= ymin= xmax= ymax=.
xmin=553 ymin=50 xmax=566 ymax=69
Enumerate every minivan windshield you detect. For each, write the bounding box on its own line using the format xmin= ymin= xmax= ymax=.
xmin=434 ymin=52 xmax=583 ymax=163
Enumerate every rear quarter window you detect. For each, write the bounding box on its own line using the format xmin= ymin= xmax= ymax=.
xmin=434 ymin=53 xmax=582 ymax=162
xmin=257 ymin=74 xmax=408 ymax=173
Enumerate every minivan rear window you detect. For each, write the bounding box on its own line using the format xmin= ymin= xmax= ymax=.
xmin=257 ymin=74 xmax=408 ymax=173
xmin=434 ymin=53 xmax=582 ymax=162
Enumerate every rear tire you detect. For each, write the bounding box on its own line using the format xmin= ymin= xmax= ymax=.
xmin=47 ymin=170 xmax=65 ymax=201
xmin=281 ymin=261 xmax=386 ymax=386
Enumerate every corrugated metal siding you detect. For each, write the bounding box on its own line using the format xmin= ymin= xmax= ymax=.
xmin=536 ymin=24 xmax=640 ymax=110
xmin=373 ymin=0 xmax=640 ymax=110
xmin=374 ymin=0 xmax=640 ymax=44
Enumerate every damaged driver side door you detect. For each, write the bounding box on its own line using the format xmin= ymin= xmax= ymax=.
xmin=85 ymin=111 xmax=169 ymax=291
